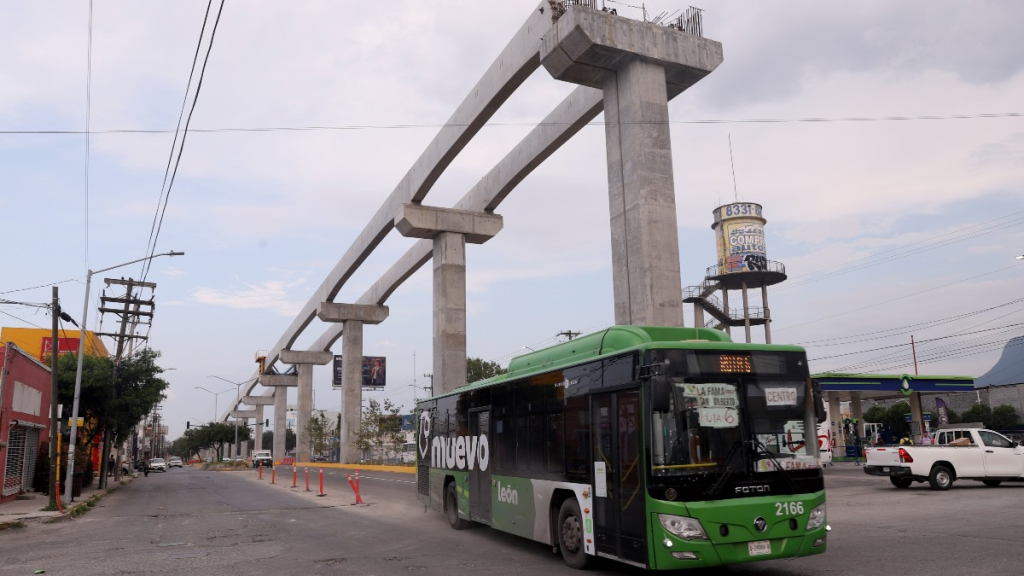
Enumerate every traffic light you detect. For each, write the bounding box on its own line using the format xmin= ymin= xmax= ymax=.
xmin=186 ymin=421 xmax=190 ymax=429
xmin=265 ymin=419 xmax=269 ymax=427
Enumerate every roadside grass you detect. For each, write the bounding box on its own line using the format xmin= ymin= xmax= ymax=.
xmin=0 ymin=520 xmax=26 ymax=530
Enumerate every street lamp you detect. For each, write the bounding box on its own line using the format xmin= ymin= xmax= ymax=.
xmin=194 ymin=386 xmax=234 ymax=423
xmin=209 ymin=375 xmax=257 ymax=458
xmin=64 ymin=250 xmax=183 ymax=503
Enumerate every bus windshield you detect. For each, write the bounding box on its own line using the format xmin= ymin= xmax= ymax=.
xmin=649 ymin=349 xmax=820 ymax=479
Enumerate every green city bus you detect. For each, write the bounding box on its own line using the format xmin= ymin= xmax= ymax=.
xmin=415 ymin=326 xmax=828 ymax=570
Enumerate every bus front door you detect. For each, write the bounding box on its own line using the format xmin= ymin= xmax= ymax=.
xmin=469 ymin=409 xmax=491 ymax=523
xmin=592 ymin=390 xmax=646 ymax=566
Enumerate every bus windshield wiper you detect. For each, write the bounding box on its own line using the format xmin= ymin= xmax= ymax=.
xmin=752 ymin=436 xmax=798 ymax=494
xmin=706 ymin=440 xmax=744 ymax=498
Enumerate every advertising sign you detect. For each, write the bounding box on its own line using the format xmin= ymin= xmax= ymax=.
xmin=332 ymin=355 xmax=343 ymax=390
xmin=332 ymin=355 xmax=387 ymax=389
xmin=41 ymin=337 xmax=80 ymax=361
xmin=363 ymin=356 xmax=386 ymax=388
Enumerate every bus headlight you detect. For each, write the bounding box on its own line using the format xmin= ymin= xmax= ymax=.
xmin=806 ymin=504 xmax=826 ymax=530
xmin=659 ymin=514 xmax=708 ymax=540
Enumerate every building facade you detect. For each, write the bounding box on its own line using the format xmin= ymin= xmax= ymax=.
xmin=0 ymin=343 xmax=52 ymax=504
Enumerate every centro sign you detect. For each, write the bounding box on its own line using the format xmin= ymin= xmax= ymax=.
xmin=431 ymin=434 xmax=490 ymax=471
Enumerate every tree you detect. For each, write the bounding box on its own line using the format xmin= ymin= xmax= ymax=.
xmin=259 ymin=429 xmax=297 ymax=454
xmin=354 ymin=399 xmax=404 ymax=463
xmin=960 ymin=404 xmax=993 ymax=427
xmin=990 ymin=405 xmax=1020 ymax=429
xmin=307 ymin=410 xmax=335 ymax=457
xmin=467 ymin=357 xmax=506 ymax=384
xmin=54 ymin=348 xmax=169 ymax=461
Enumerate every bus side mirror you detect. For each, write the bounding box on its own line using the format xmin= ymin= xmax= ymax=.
xmin=811 ymin=379 xmax=826 ymax=423
xmin=651 ymin=381 xmax=671 ymax=413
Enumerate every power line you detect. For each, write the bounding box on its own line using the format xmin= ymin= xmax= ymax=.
xmin=141 ymin=0 xmax=215 ymax=281
xmin=776 ymin=214 xmax=1024 ymax=292
xmin=810 ymin=323 xmax=1024 ymax=363
xmin=0 ymin=308 xmax=45 ymax=329
xmin=2 ymin=111 xmax=1021 ymax=136
xmin=775 ymin=263 xmax=1023 ymax=333
xmin=0 ymin=277 xmax=82 ymax=296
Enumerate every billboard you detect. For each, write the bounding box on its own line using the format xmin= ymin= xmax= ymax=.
xmin=712 ymin=202 xmax=768 ymax=274
xmin=331 ymin=355 xmax=387 ymax=389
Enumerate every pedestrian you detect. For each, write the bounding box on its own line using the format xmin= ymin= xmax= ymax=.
xmin=142 ymin=458 xmax=149 ymax=477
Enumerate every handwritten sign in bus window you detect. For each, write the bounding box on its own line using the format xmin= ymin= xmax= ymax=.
xmin=764 ymin=387 xmax=798 ymax=407
xmin=682 ymin=383 xmax=739 ymax=429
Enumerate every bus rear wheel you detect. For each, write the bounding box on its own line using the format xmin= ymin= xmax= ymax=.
xmin=557 ymin=499 xmax=592 ymax=570
xmin=445 ymin=482 xmax=468 ymax=530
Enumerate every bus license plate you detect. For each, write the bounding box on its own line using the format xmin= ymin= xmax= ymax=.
xmin=881 ymin=467 xmax=890 ymax=473
xmin=748 ymin=540 xmax=771 ymax=556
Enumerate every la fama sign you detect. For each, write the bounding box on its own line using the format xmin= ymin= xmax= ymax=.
xmin=419 ymin=409 xmax=490 ymax=471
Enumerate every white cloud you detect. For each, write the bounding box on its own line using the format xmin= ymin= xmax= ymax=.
xmin=192 ymin=279 xmax=306 ymax=317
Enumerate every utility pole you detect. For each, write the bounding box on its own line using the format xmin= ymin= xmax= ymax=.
xmin=96 ymin=277 xmax=155 ymax=489
xmin=49 ymin=287 xmax=60 ymax=509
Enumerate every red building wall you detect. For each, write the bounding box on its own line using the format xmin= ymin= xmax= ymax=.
xmin=0 ymin=343 xmax=53 ymax=503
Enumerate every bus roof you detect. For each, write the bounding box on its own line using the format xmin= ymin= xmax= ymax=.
xmin=426 ymin=326 xmax=807 ymax=400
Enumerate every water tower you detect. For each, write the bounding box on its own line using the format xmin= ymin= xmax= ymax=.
xmin=684 ymin=202 xmax=786 ymax=343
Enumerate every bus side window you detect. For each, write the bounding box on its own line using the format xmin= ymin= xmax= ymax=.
xmin=564 ymin=395 xmax=589 ymax=478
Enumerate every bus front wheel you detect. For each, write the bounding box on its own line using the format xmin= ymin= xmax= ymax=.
xmin=445 ymin=482 xmax=469 ymax=530
xmin=557 ymin=499 xmax=592 ymax=570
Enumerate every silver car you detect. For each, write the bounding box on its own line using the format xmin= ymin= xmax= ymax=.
xmin=168 ymin=457 xmax=183 ymax=468
xmin=149 ymin=458 xmax=167 ymax=472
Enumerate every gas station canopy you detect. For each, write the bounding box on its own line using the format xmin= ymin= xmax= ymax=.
xmin=813 ymin=373 xmax=975 ymax=403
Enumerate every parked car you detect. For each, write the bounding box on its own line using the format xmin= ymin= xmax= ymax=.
xmin=149 ymin=458 xmax=167 ymax=472
xmin=311 ymin=455 xmax=327 ymax=462
xmin=168 ymin=457 xmax=183 ymax=468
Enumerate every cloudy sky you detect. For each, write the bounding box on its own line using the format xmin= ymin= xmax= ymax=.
xmin=2 ymin=0 xmax=1022 ymax=440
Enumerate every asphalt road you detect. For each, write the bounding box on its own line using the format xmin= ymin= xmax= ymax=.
xmin=1 ymin=464 xmax=1021 ymax=575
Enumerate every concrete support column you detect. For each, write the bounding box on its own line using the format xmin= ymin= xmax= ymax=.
xmin=395 ymin=204 xmax=502 ymax=395
xmin=603 ymin=57 xmax=684 ymax=327
xmin=296 ymin=363 xmax=313 ymax=463
xmin=434 ymin=232 xmax=467 ymax=394
xmin=850 ymin=393 xmax=865 ymax=440
xmin=274 ymin=390 xmax=287 ymax=462
xmin=722 ymin=289 xmax=731 ymax=336
xmin=762 ymin=284 xmax=772 ymax=344
xmin=254 ymin=405 xmax=265 ymax=451
xmin=694 ymin=304 xmax=705 ymax=329
xmin=317 ymin=303 xmax=390 ymax=464
xmin=827 ymin=393 xmax=843 ymax=449
xmin=541 ymin=9 xmax=722 ymax=327
xmin=909 ymin=391 xmax=926 ymax=441
xmin=341 ymin=321 xmax=364 ymax=464
xmin=741 ymin=281 xmax=752 ymax=344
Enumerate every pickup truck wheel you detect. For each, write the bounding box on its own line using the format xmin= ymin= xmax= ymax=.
xmin=928 ymin=465 xmax=953 ymax=491
xmin=982 ymin=479 xmax=1002 ymax=487
xmin=890 ymin=477 xmax=913 ymax=489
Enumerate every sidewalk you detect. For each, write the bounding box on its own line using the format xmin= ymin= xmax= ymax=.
xmin=0 ymin=473 xmax=137 ymax=527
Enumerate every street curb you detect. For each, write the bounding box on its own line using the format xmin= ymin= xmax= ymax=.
xmin=0 ymin=474 xmax=134 ymax=528
xmin=284 ymin=462 xmax=415 ymax=474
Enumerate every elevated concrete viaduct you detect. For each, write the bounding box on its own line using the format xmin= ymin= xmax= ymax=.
xmin=217 ymin=3 xmax=723 ymax=466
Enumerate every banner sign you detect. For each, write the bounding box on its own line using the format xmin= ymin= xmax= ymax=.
xmin=332 ymin=355 xmax=344 ymax=390
xmin=41 ymin=337 xmax=80 ymax=361
xmin=935 ymin=398 xmax=950 ymax=426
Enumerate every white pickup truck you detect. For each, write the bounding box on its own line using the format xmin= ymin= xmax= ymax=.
xmin=864 ymin=427 xmax=1024 ymax=490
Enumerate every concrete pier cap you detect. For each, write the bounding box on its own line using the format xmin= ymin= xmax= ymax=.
xmin=259 ymin=374 xmax=298 ymax=387
xmin=241 ymin=396 xmax=274 ymax=406
xmin=230 ymin=410 xmax=257 ymax=419
xmin=540 ymin=6 xmax=724 ymax=92
xmin=279 ymin=349 xmax=333 ymax=366
xmin=317 ymin=303 xmax=389 ymax=324
xmin=395 ymin=204 xmax=503 ymax=244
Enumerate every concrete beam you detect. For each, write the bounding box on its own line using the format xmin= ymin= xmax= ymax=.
xmin=230 ymin=410 xmax=257 ymax=419
xmin=241 ymin=396 xmax=275 ymax=406
xmin=260 ymin=374 xmax=298 ymax=387
xmin=317 ymin=303 xmax=389 ymax=325
xmin=280 ymin=349 xmax=333 ymax=366
xmin=395 ymin=204 xmax=503 ymax=244
xmin=541 ymin=7 xmax=723 ymax=92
